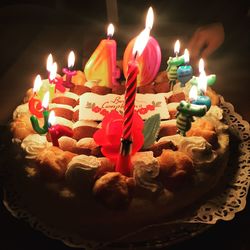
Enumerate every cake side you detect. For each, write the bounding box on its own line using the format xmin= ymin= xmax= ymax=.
xmin=8 ymin=69 xmax=230 ymax=242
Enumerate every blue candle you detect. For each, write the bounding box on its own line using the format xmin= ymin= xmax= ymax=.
xmin=191 ymin=95 xmax=211 ymax=111
xmin=177 ymin=65 xmax=193 ymax=87
xmin=177 ymin=49 xmax=193 ymax=87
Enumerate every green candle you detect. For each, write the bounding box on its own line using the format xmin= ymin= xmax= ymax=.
xmin=30 ymin=91 xmax=50 ymax=134
xmin=176 ymin=100 xmax=207 ymax=136
xmin=190 ymin=74 xmax=216 ymax=86
xmin=30 ymin=110 xmax=50 ymax=134
xmin=167 ymin=55 xmax=185 ymax=68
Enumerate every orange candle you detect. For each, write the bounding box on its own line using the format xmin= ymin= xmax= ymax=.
xmin=84 ymin=23 xmax=117 ymax=88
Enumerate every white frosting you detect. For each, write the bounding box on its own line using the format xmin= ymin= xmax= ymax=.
xmin=132 ymin=152 xmax=161 ymax=192
xmin=49 ymin=103 xmax=74 ymax=111
xmin=178 ymin=136 xmax=217 ymax=167
xmin=55 ymin=117 xmax=73 ymax=128
xmin=73 ymin=120 xmax=98 ymax=129
xmin=66 ymin=155 xmax=100 ymax=188
xmin=21 ymin=134 xmax=49 ymax=159
xmin=55 ymin=91 xmax=79 ymax=100
xmin=204 ymin=106 xmax=228 ymax=132
xmin=158 ymin=134 xmax=183 ymax=146
xmin=13 ymin=103 xmax=29 ymax=119
xmin=206 ymin=105 xmax=223 ymax=120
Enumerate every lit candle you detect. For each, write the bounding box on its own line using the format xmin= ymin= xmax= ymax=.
xmin=49 ymin=62 xmax=66 ymax=93
xmin=48 ymin=111 xmax=73 ymax=147
xmin=190 ymin=70 xmax=211 ymax=110
xmin=176 ymin=100 xmax=207 ymax=136
xmin=167 ymin=40 xmax=186 ymax=90
xmin=62 ymin=51 xmax=77 ymax=88
xmin=46 ymin=53 xmax=53 ymax=78
xmin=123 ymin=7 xmax=161 ymax=86
xmin=177 ymin=49 xmax=193 ymax=87
xmin=28 ymin=75 xmax=43 ymax=118
xmin=30 ymin=92 xmax=50 ymax=134
xmin=116 ymin=29 xmax=149 ymax=176
xmin=167 ymin=40 xmax=186 ymax=67
xmin=190 ymin=58 xmax=216 ymax=86
xmin=84 ymin=23 xmax=118 ymax=87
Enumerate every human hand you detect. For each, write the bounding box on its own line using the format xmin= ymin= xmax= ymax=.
xmin=188 ymin=22 xmax=225 ymax=63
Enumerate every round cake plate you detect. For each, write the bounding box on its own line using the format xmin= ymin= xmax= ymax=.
xmin=2 ymin=97 xmax=250 ymax=249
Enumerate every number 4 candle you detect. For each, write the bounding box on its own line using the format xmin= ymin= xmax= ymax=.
xmin=84 ymin=23 xmax=117 ymax=87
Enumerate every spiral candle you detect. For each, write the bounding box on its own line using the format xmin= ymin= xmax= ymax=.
xmin=122 ymin=60 xmax=139 ymax=140
xmin=116 ymin=29 xmax=149 ymax=176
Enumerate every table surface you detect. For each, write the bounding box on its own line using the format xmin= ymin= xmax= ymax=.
xmin=0 ymin=2 xmax=249 ymax=250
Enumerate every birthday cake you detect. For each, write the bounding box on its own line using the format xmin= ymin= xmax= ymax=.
xmin=8 ymin=9 xmax=230 ymax=245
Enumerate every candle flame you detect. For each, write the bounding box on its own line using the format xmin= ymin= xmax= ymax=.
xmin=198 ymin=70 xmax=207 ymax=92
xmin=132 ymin=29 xmax=150 ymax=57
xmin=49 ymin=62 xmax=57 ymax=81
xmin=107 ymin=23 xmax=115 ymax=37
xmin=189 ymin=85 xmax=198 ymax=100
xmin=33 ymin=75 xmax=42 ymax=93
xmin=42 ymin=91 xmax=50 ymax=109
xmin=199 ymin=58 xmax=205 ymax=73
xmin=68 ymin=51 xmax=75 ymax=68
xmin=48 ymin=110 xmax=56 ymax=125
xmin=145 ymin=6 xmax=154 ymax=30
xmin=46 ymin=54 xmax=53 ymax=72
xmin=184 ymin=49 xmax=189 ymax=63
xmin=174 ymin=40 xmax=180 ymax=55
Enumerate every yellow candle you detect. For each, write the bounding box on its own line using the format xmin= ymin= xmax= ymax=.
xmin=84 ymin=24 xmax=117 ymax=88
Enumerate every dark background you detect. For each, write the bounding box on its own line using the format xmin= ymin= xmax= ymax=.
xmin=0 ymin=1 xmax=249 ymax=249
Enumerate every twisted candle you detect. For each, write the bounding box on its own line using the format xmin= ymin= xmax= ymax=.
xmin=122 ymin=61 xmax=139 ymax=140
xmin=116 ymin=29 xmax=149 ymax=176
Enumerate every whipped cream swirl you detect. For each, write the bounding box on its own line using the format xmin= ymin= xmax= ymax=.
xmin=133 ymin=153 xmax=161 ymax=193
xmin=13 ymin=103 xmax=29 ymax=119
xmin=178 ymin=136 xmax=217 ymax=167
xmin=66 ymin=155 xmax=100 ymax=188
xmin=21 ymin=134 xmax=48 ymax=159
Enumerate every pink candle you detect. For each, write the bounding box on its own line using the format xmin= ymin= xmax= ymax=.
xmin=49 ymin=62 xmax=66 ymax=93
xmin=116 ymin=29 xmax=150 ymax=176
xmin=84 ymin=23 xmax=118 ymax=87
xmin=123 ymin=7 xmax=161 ymax=86
xmin=48 ymin=111 xmax=73 ymax=147
xmin=63 ymin=51 xmax=77 ymax=88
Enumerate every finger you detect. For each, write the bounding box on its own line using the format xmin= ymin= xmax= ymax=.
xmin=200 ymin=46 xmax=214 ymax=59
xmin=188 ymin=32 xmax=199 ymax=54
xmin=189 ymin=34 xmax=206 ymax=62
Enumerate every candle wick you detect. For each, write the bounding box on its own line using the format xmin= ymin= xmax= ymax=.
xmin=134 ymin=51 xmax=138 ymax=60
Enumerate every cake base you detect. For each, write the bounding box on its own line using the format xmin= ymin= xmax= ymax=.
xmin=3 ymin=97 xmax=250 ymax=249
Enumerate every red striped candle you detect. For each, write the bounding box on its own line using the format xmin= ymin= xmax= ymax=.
xmin=116 ymin=29 xmax=149 ymax=176
xmin=122 ymin=60 xmax=139 ymax=140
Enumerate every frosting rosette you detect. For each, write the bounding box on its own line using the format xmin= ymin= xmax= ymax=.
xmin=21 ymin=134 xmax=49 ymax=159
xmin=178 ymin=136 xmax=217 ymax=167
xmin=132 ymin=152 xmax=161 ymax=193
xmin=65 ymin=155 xmax=100 ymax=190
